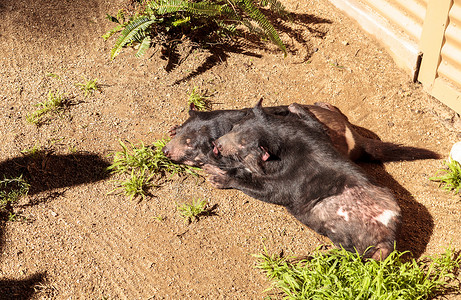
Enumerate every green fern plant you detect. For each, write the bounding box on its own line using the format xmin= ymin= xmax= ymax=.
xmin=105 ymin=0 xmax=287 ymax=60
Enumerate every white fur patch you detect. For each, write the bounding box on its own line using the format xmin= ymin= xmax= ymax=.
xmin=345 ymin=126 xmax=356 ymax=154
xmin=337 ymin=207 xmax=349 ymax=221
xmin=374 ymin=210 xmax=397 ymax=226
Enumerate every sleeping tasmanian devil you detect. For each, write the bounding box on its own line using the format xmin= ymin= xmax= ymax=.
xmin=207 ymin=102 xmax=401 ymax=260
xmin=162 ymin=102 xmax=439 ymax=167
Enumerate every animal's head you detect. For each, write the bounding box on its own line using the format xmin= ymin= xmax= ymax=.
xmin=213 ymin=100 xmax=274 ymax=174
xmin=162 ymin=105 xmax=214 ymax=166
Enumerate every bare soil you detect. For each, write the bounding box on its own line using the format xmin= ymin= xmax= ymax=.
xmin=0 ymin=0 xmax=460 ymax=299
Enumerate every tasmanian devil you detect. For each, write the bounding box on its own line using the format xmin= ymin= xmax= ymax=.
xmin=207 ymin=102 xmax=401 ymax=260
xmin=162 ymin=103 xmax=439 ymax=167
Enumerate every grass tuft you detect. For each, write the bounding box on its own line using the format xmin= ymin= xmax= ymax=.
xmin=0 ymin=175 xmax=30 ymax=221
xmin=110 ymin=169 xmax=155 ymax=201
xmin=188 ymin=87 xmax=211 ymax=111
xmin=430 ymin=159 xmax=461 ymax=195
xmin=177 ymin=198 xmax=208 ymax=223
xmin=255 ymin=246 xmax=461 ymax=299
xmin=26 ymin=89 xmax=67 ymax=125
xmin=75 ymin=77 xmax=99 ymax=97
xmin=107 ymin=138 xmax=199 ymax=200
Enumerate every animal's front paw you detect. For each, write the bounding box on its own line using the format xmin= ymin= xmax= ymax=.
xmin=208 ymin=173 xmax=231 ymax=189
xmin=168 ymin=125 xmax=179 ymax=137
xmin=202 ymin=164 xmax=231 ymax=189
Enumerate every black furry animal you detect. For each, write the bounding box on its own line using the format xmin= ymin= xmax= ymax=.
xmin=162 ymin=103 xmax=439 ymax=167
xmin=207 ymin=102 xmax=402 ymax=260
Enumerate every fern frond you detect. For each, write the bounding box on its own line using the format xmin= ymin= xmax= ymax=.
xmin=183 ymin=2 xmax=224 ymax=16
xmin=150 ymin=0 xmax=185 ymax=14
xmin=102 ymin=23 xmax=125 ymax=41
xmin=136 ymin=36 xmax=152 ymax=57
xmin=111 ymin=16 xmax=157 ymax=60
xmin=236 ymin=0 xmax=286 ymax=56
xmin=150 ymin=0 xmax=223 ymax=16
xmin=260 ymin=0 xmax=287 ymax=15
xmin=171 ymin=16 xmax=191 ymax=27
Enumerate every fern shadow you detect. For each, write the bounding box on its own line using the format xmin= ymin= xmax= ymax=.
xmin=169 ymin=10 xmax=332 ymax=83
xmin=172 ymin=43 xmax=262 ymax=85
xmin=263 ymin=10 xmax=332 ymax=58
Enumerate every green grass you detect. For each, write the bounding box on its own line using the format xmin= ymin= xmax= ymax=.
xmin=0 ymin=175 xmax=30 ymax=221
xmin=430 ymin=159 xmax=461 ymax=194
xmin=75 ymin=77 xmax=99 ymax=97
xmin=255 ymin=246 xmax=461 ymax=300
xmin=107 ymin=139 xmax=199 ymax=200
xmin=21 ymin=144 xmax=44 ymax=159
xmin=26 ymin=89 xmax=66 ymax=125
xmin=188 ymin=87 xmax=211 ymax=111
xmin=177 ymin=198 xmax=208 ymax=223
xmin=110 ymin=169 xmax=155 ymax=201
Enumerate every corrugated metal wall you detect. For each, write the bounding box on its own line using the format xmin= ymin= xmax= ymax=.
xmin=362 ymin=0 xmax=426 ymax=42
xmin=329 ymin=0 xmax=461 ymax=114
xmin=439 ymin=1 xmax=461 ymax=90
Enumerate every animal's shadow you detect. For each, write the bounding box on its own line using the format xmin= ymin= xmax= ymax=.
xmin=0 ymin=152 xmax=111 ymax=198
xmin=0 ymin=152 xmax=111 ymax=299
xmin=358 ymin=162 xmax=433 ymax=258
xmin=351 ymin=125 xmax=434 ymax=258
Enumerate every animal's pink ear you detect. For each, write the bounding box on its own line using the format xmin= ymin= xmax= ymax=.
xmin=261 ymin=147 xmax=270 ymax=161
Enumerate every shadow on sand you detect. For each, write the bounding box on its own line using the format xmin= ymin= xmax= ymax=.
xmin=0 ymin=152 xmax=111 ymax=299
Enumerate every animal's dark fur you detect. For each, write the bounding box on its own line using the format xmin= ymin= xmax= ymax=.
xmin=162 ymin=103 xmax=439 ymax=167
xmin=208 ymin=102 xmax=401 ymax=260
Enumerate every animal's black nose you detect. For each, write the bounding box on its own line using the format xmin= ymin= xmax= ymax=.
xmin=162 ymin=146 xmax=170 ymax=157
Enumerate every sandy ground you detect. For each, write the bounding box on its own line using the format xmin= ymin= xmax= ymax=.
xmin=0 ymin=0 xmax=460 ymax=298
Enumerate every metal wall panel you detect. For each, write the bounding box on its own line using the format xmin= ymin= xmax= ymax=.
xmin=361 ymin=0 xmax=426 ymax=41
xmin=438 ymin=1 xmax=461 ymax=90
xmin=329 ymin=0 xmax=461 ymax=113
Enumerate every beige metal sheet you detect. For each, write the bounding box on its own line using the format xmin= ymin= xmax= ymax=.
xmin=361 ymin=0 xmax=426 ymax=41
xmin=438 ymin=1 xmax=461 ymax=90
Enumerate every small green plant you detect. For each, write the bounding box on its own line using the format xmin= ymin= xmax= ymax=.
xmin=107 ymin=139 xmax=198 ymax=176
xmin=46 ymin=72 xmax=61 ymax=79
xmin=177 ymin=198 xmax=208 ymax=223
xmin=188 ymin=87 xmax=211 ymax=111
xmin=0 ymin=175 xmax=30 ymax=220
xmin=430 ymin=159 xmax=461 ymax=194
xmin=21 ymin=144 xmax=43 ymax=159
xmin=107 ymin=139 xmax=199 ymax=200
xmin=110 ymin=169 xmax=155 ymax=201
xmin=153 ymin=215 xmax=166 ymax=222
xmin=75 ymin=77 xmax=99 ymax=97
xmin=255 ymin=246 xmax=461 ymax=299
xmin=104 ymin=0 xmax=288 ymax=60
xmin=26 ymin=89 xmax=66 ymax=125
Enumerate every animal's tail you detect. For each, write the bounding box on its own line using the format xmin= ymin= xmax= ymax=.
xmin=361 ymin=138 xmax=441 ymax=162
